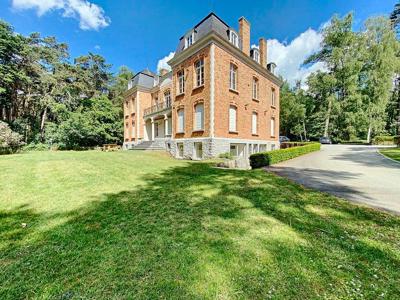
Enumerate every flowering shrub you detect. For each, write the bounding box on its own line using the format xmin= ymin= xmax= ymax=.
xmin=0 ymin=121 xmax=24 ymax=152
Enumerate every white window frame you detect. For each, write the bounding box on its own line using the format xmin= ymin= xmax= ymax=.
xmin=195 ymin=59 xmax=204 ymax=87
xmin=177 ymin=70 xmax=185 ymax=94
xmin=270 ymin=117 xmax=276 ymax=137
xmin=229 ymin=31 xmax=239 ymax=47
xmin=229 ymin=63 xmax=237 ymax=91
xmin=252 ymin=112 xmax=258 ymax=135
xmin=185 ymin=32 xmax=194 ymax=48
xmin=164 ymin=90 xmax=171 ymax=106
xmin=229 ymin=105 xmax=237 ymax=132
xmin=194 ymin=103 xmax=204 ymax=131
xmin=177 ymin=109 xmax=184 ymax=133
xmin=252 ymin=77 xmax=259 ymax=100
xmin=252 ymin=49 xmax=260 ymax=63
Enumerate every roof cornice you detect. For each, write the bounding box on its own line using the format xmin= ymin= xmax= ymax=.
xmin=168 ymin=32 xmax=283 ymax=87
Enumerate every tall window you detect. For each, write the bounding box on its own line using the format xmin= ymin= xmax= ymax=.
xmin=195 ymin=59 xmax=204 ymax=87
xmin=177 ymin=70 xmax=185 ymax=94
xmin=270 ymin=117 xmax=276 ymax=137
xmin=252 ymin=112 xmax=258 ymax=135
xmin=271 ymin=88 xmax=276 ymax=106
xmin=229 ymin=31 xmax=239 ymax=47
xmin=229 ymin=105 xmax=237 ymax=132
xmin=229 ymin=63 xmax=237 ymax=91
xmin=164 ymin=90 xmax=171 ymax=106
xmin=252 ymin=78 xmax=259 ymax=100
xmin=194 ymin=103 xmax=204 ymax=130
xmin=177 ymin=109 xmax=184 ymax=133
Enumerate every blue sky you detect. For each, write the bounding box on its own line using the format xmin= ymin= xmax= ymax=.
xmin=0 ymin=0 xmax=396 ymax=83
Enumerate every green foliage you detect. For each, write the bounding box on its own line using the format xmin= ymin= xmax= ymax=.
xmin=372 ymin=135 xmax=399 ymax=145
xmin=0 ymin=121 xmax=24 ymax=149
xmin=0 ymin=19 xmax=132 ymax=149
xmin=218 ymin=152 xmax=234 ymax=159
xmin=250 ymin=143 xmax=321 ymax=168
xmin=22 ymin=143 xmax=49 ymax=152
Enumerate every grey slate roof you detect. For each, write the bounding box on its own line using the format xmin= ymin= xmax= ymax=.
xmin=175 ymin=13 xmax=236 ymax=54
xmin=129 ymin=70 xmax=172 ymax=90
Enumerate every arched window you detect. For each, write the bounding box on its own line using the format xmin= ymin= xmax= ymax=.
xmin=252 ymin=77 xmax=259 ymax=100
xmin=229 ymin=63 xmax=237 ymax=91
xmin=194 ymin=103 xmax=204 ymax=131
xmin=177 ymin=109 xmax=184 ymax=133
xmin=229 ymin=105 xmax=237 ymax=132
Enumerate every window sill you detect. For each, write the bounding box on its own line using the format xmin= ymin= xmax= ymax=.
xmin=176 ymin=131 xmax=185 ymax=134
xmin=229 ymin=131 xmax=238 ymax=134
xmin=271 ymin=105 xmax=277 ymax=109
xmin=192 ymin=129 xmax=204 ymax=133
xmin=252 ymin=134 xmax=259 ymax=137
xmin=176 ymin=92 xmax=185 ymax=97
xmin=252 ymin=98 xmax=259 ymax=102
xmin=192 ymin=84 xmax=204 ymax=91
xmin=229 ymin=88 xmax=239 ymax=95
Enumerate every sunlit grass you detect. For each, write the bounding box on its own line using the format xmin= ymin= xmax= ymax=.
xmin=0 ymin=150 xmax=399 ymax=299
xmin=380 ymin=148 xmax=400 ymax=162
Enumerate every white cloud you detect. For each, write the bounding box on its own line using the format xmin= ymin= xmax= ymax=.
xmin=157 ymin=52 xmax=175 ymax=72
xmin=11 ymin=0 xmax=110 ymax=30
xmin=267 ymin=27 xmax=326 ymax=86
xmin=94 ymin=44 xmax=101 ymax=50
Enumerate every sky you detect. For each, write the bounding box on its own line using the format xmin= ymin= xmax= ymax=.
xmin=0 ymin=0 xmax=397 ymax=85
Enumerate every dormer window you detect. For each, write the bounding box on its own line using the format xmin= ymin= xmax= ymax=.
xmin=185 ymin=32 xmax=195 ymax=49
xmin=229 ymin=31 xmax=239 ymax=47
xmin=251 ymin=48 xmax=260 ymax=63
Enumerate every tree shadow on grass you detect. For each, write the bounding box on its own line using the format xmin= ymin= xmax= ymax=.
xmin=1 ymin=163 xmax=400 ymax=299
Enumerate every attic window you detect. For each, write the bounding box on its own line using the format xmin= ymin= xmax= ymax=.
xmin=229 ymin=31 xmax=239 ymax=47
xmin=185 ymin=32 xmax=195 ymax=49
xmin=251 ymin=48 xmax=260 ymax=63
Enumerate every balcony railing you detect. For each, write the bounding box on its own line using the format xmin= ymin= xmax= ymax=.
xmin=144 ymin=100 xmax=172 ymax=116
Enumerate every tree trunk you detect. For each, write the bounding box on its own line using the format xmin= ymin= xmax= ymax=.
xmin=367 ymin=123 xmax=372 ymax=144
xmin=303 ymin=121 xmax=307 ymax=141
xmin=324 ymin=98 xmax=332 ymax=137
xmin=40 ymin=108 xmax=47 ymax=142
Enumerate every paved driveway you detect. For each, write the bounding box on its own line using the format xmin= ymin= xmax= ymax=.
xmin=268 ymin=145 xmax=400 ymax=214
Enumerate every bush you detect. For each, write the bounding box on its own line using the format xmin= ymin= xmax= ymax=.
xmin=0 ymin=121 xmax=24 ymax=154
xmin=372 ymin=136 xmax=397 ymax=145
xmin=395 ymin=136 xmax=400 ymax=147
xmin=250 ymin=143 xmax=321 ymax=169
xmin=218 ymin=152 xmax=233 ymax=159
xmin=22 ymin=143 xmax=50 ymax=152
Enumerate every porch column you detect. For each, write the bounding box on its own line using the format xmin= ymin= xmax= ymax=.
xmin=164 ymin=114 xmax=168 ymax=137
xmin=151 ymin=117 xmax=155 ymax=141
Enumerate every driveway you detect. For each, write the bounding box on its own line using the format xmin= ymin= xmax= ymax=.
xmin=268 ymin=145 xmax=400 ymax=214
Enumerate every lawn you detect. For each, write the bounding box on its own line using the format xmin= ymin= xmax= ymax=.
xmin=1 ymin=151 xmax=399 ymax=299
xmin=380 ymin=148 xmax=400 ymax=162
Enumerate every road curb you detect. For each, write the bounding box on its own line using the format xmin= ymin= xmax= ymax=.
xmin=376 ymin=148 xmax=400 ymax=165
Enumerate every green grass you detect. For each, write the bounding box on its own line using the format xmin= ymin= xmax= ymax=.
xmin=380 ymin=148 xmax=400 ymax=162
xmin=1 ymin=151 xmax=400 ymax=299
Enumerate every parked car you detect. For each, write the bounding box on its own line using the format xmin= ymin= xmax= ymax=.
xmin=279 ymin=136 xmax=290 ymax=143
xmin=319 ymin=136 xmax=332 ymax=144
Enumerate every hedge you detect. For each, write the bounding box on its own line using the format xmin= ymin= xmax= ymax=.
xmin=372 ymin=136 xmax=399 ymax=145
xmin=250 ymin=142 xmax=321 ymax=168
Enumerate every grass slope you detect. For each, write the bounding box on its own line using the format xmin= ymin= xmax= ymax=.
xmin=380 ymin=148 xmax=400 ymax=162
xmin=1 ymin=151 xmax=399 ymax=299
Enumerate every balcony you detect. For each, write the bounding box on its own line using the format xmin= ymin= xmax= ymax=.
xmin=144 ymin=100 xmax=172 ymax=117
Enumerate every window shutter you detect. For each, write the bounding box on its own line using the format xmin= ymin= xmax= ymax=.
xmin=195 ymin=104 xmax=204 ymax=130
xmin=252 ymin=112 xmax=258 ymax=135
xmin=178 ymin=109 xmax=184 ymax=132
xmin=229 ymin=106 xmax=237 ymax=132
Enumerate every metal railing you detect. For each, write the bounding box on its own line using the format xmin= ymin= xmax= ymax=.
xmin=144 ymin=100 xmax=171 ymax=116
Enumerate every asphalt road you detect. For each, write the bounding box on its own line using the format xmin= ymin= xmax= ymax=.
xmin=268 ymin=145 xmax=400 ymax=214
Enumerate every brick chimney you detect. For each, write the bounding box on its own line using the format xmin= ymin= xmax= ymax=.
xmin=239 ymin=17 xmax=250 ymax=56
xmin=259 ymin=38 xmax=267 ymax=68
xmin=159 ymin=68 xmax=169 ymax=76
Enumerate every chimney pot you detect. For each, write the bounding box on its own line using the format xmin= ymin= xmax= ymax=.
xmin=259 ymin=38 xmax=267 ymax=68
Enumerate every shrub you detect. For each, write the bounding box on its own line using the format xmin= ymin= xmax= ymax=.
xmin=22 ymin=143 xmax=50 ymax=152
xmin=218 ymin=152 xmax=233 ymax=160
xmin=0 ymin=121 xmax=24 ymax=154
xmin=372 ymin=136 xmax=397 ymax=145
xmin=250 ymin=143 xmax=321 ymax=169
xmin=395 ymin=136 xmax=400 ymax=147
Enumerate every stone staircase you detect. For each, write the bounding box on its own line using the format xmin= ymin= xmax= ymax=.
xmin=131 ymin=139 xmax=168 ymax=151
